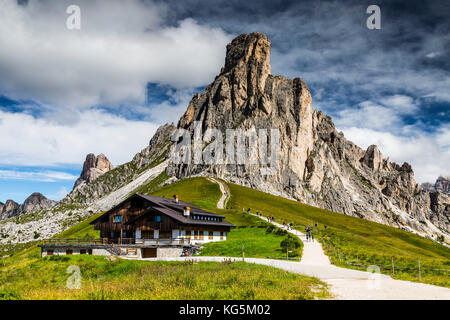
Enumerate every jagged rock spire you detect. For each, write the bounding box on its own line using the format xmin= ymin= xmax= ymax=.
xmin=73 ymin=153 xmax=113 ymax=190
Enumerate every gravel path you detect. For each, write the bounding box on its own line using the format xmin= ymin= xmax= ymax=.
xmin=203 ymin=178 xmax=450 ymax=300
xmin=207 ymin=178 xmax=229 ymax=209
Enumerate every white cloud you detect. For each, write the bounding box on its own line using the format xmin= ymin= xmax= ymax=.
xmin=334 ymin=101 xmax=401 ymax=131
xmin=0 ymin=170 xmax=77 ymax=182
xmin=426 ymin=52 xmax=440 ymax=58
xmin=46 ymin=186 xmax=69 ymax=200
xmin=379 ymin=95 xmax=417 ymax=114
xmin=0 ymin=108 xmax=160 ymax=166
xmin=0 ymin=0 xmax=232 ymax=108
xmin=340 ymin=126 xmax=450 ymax=183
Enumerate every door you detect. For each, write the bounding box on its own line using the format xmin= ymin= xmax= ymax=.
xmin=141 ymin=248 xmax=157 ymax=258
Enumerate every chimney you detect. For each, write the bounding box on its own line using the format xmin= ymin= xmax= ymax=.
xmin=183 ymin=206 xmax=190 ymax=217
xmin=173 ymin=194 xmax=179 ymax=203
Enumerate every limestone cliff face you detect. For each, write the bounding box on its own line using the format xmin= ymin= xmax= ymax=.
xmin=73 ymin=153 xmax=114 ymax=190
xmin=165 ymin=32 xmax=449 ymax=240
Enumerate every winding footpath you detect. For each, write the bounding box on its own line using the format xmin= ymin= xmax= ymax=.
xmin=205 ymin=179 xmax=450 ymax=300
xmin=132 ymin=178 xmax=450 ymax=299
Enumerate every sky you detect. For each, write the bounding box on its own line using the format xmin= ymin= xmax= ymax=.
xmin=0 ymin=0 xmax=449 ymax=203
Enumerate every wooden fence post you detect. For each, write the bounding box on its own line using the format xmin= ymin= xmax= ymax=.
xmin=392 ymin=257 xmax=395 ymax=275
xmin=418 ymin=259 xmax=421 ymax=281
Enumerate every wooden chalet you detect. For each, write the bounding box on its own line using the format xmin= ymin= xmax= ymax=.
xmin=39 ymin=194 xmax=234 ymax=259
xmin=91 ymin=193 xmax=234 ymax=245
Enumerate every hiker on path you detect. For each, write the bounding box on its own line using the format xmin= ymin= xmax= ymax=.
xmin=311 ymin=233 xmax=315 ymax=242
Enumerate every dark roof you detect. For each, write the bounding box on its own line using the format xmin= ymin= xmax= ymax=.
xmin=91 ymin=193 xmax=234 ymax=228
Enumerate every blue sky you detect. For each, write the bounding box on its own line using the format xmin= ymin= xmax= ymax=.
xmin=0 ymin=0 xmax=449 ymax=203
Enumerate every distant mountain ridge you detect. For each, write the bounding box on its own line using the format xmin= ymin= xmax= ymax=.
xmin=422 ymin=177 xmax=450 ymax=195
xmin=0 ymin=193 xmax=56 ymax=221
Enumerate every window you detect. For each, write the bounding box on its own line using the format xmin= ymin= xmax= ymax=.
xmin=47 ymin=250 xmax=54 ymax=256
xmin=88 ymin=249 xmax=93 ymax=255
xmin=110 ymin=232 xmax=115 ymax=238
xmin=155 ymin=216 xmax=161 ymax=222
xmin=122 ymin=232 xmax=126 ymax=238
xmin=113 ymin=215 xmax=122 ymax=223
xmin=220 ymin=232 xmax=224 ymax=240
xmin=80 ymin=249 xmax=87 ymax=255
xmin=209 ymin=231 xmax=213 ymax=239
xmin=194 ymin=231 xmax=198 ymax=240
xmin=66 ymin=249 xmax=73 ymax=255
xmin=200 ymin=232 xmax=204 ymax=240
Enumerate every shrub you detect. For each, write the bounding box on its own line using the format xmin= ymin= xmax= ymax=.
xmin=280 ymin=234 xmax=302 ymax=251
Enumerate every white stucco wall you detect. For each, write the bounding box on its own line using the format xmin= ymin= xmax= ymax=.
xmin=41 ymin=247 xmax=111 ymax=257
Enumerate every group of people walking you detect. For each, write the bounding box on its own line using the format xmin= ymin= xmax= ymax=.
xmin=244 ymin=207 xmax=330 ymax=242
xmin=305 ymin=226 xmax=315 ymax=242
xmin=282 ymin=221 xmax=294 ymax=230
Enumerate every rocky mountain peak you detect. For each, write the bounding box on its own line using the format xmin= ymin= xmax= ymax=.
xmin=222 ymin=32 xmax=271 ymax=97
xmin=0 ymin=199 xmax=20 ymax=220
xmin=168 ymin=32 xmax=449 ymax=240
xmin=21 ymin=192 xmax=56 ymax=213
xmin=435 ymin=176 xmax=450 ymax=194
xmin=421 ymin=176 xmax=450 ymax=195
xmin=3 ymin=199 xmax=19 ymax=213
xmin=361 ymin=145 xmax=383 ymax=171
xmin=73 ymin=153 xmax=114 ymax=190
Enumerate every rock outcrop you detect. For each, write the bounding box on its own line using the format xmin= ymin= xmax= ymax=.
xmin=435 ymin=176 xmax=450 ymax=194
xmin=20 ymin=192 xmax=56 ymax=213
xmin=165 ymin=32 xmax=449 ymax=239
xmin=0 ymin=199 xmax=20 ymax=220
xmin=65 ymin=124 xmax=175 ymax=204
xmin=73 ymin=153 xmax=114 ymax=190
xmin=0 ymin=193 xmax=56 ymax=221
xmin=422 ymin=176 xmax=450 ymax=195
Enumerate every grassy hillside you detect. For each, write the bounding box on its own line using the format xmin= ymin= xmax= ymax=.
xmin=151 ymin=177 xmax=302 ymax=258
xmin=0 ymin=256 xmax=329 ymax=300
xmin=225 ymin=181 xmax=450 ymax=287
xmin=1 ymin=177 xmax=310 ymax=300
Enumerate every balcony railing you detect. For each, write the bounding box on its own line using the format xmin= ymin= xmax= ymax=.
xmin=41 ymin=237 xmax=191 ymax=246
xmin=136 ymin=238 xmax=191 ymax=246
xmin=41 ymin=238 xmax=107 ymax=245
